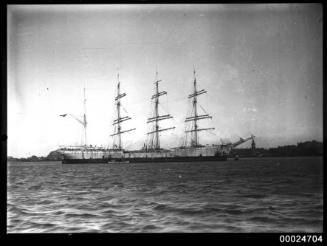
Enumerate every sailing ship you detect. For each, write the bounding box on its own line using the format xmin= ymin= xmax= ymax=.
xmin=58 ymin=69 xmax=255 ymax=163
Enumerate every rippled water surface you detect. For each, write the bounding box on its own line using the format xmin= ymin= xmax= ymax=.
xmin=7 ymin=157 xmax=323 ymax=233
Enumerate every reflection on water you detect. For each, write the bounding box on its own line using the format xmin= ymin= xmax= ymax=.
xmin=7 ymin=157 xmax=323 ymax=233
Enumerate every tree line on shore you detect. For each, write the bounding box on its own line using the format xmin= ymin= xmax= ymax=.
xmin=8 ymin=150 xmax=63 ymax=162
xmin=7 ymin=140 xmax=323 ymax=162
xmin=230 ymin=140 xmax=323 ymax=158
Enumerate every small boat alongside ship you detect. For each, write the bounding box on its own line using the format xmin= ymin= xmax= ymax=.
xmin=58 ymin=69 xmax=255 ymax=164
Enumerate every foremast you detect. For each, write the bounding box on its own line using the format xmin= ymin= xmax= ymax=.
xmin=111 ymin=73 xmax=135 ymax=150
xmin=185 ymin=69 xmax=214 ymax=147
xmin=147 ymin=71 xmax=175 ymax=150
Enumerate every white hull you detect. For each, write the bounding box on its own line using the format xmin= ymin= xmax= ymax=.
xmin=58 ymin=145 xmax=231 ymax=161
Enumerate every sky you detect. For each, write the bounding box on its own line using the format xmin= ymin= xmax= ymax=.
xmin=7 ymin=4 xmax=323 ymax=157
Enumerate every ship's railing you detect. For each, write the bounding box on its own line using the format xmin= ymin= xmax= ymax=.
xmin=58 ymin=145 xmax=111 ymax=151
xmin=126 ymin=148 xmax=171 ymax=153
xmin=172 ymin=144 xmax=219 ymax=149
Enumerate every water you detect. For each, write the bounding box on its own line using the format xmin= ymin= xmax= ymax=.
xmin=7 ymin=157 xmax=323 ymax=233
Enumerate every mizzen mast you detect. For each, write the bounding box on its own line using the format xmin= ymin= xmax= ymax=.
xmin=83 ymin=86 xmax=87 ymax=147
xmin=111 ymin=73 xmax=136 ymax=150
xmin=185 ymin=69 xmax=214 ymax=147
xmin=59 ymin=86 xmax=88 ymax=147
xmin=147 ymin=71 xmax=175 ymax=150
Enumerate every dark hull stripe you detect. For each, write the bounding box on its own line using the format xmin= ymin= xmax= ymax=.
xmin=62 ymin=156 xmax=227 ymax=164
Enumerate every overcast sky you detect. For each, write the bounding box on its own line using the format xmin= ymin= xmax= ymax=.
xmin=8 ymin=4 xmax=322 ymax=157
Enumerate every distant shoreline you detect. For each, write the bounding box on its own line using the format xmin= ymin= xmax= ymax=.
xmin=228 ymin=155 xmax=323 ymax=160
xmin=7 ymin=140 xmax=323 ymax=162
xmin=7 ymin=155 xmax=323 ymax=163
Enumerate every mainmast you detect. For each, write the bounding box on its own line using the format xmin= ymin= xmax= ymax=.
xmin=111 ymin=73 xmax=135 ymax=150
xmin=147 ymin=71 xmax=175 ymax=150
xmin=185 ymin=69 xmax=214 ymax=147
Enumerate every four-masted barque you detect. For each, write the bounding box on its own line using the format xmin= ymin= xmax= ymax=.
xmin=58 ymin=69 xmax=254 ymax=163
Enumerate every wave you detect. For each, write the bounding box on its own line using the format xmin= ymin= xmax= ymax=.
xmin=153 ymin=203 xmax=225 ymax=216
xmin=241 ymin=194 xmax=267 ymax=199
xmin=248 ymin=216 xmax=275 ymax=223
xmin=28 ymin=184 xmax=42 ymax=190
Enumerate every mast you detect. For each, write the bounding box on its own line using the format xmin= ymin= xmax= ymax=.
xmin=185 ymin=69 xmax=214 ymax=147
xmin=83 ymin=86 xmax=87 ymax=147
xmin=251 ymin=135 xmax=256 ymax=151
xmin=111 ymin=73 xmax=135 ymax=150
xmin=59 ymin=86 xmax=88 ymax=147
xmin=147 ymin=70 xmax=175 ymax=150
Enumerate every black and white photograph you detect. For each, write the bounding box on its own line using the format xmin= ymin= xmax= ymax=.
xmin=6 ymin=3 xmax=323 ymax=234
